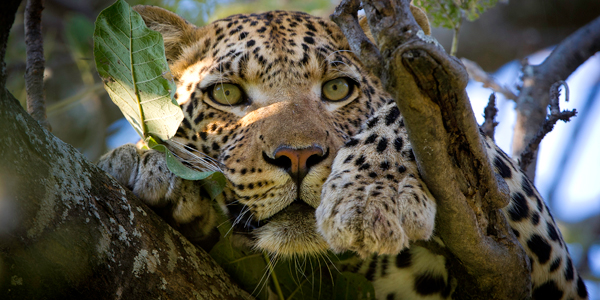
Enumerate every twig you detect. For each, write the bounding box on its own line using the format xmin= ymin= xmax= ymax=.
xmin=519 ymin=81 xmax=577 ymax=172
xmin=25 ymin=0 xmax=51 ymax=130
xmin=481 ymin=93 xmax=498 ymax=139
xmin=512 ymin=15 xmax=600 ymax=179
xmin=330 ymin=0 xmax=383 ymax=77
xmin=461 ymin=58 xmax=517 ymax=101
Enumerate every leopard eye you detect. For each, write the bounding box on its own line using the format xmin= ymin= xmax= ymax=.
xmin=210 ymin=83 xmax=244 ymax=105
xmin=322 ymin=78 xmax=351 ymax=102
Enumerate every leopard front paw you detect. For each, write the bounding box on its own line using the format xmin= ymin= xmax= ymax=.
xmin=98 ymin=144 xmax=219 ymax=248
xmin=317 ymin=176 xmax=409 ymax=258
xmin=317 ymin=170 xmax=436 ymax=258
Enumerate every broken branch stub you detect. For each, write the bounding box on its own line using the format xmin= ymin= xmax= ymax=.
xmin=481 ymin=93 xmax=499 ymax=139
xmin=333 ymin=0 xmax=531 ymax=298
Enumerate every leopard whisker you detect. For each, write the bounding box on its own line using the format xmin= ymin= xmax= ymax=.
xmin=166 ymin=140 xmax=224 ymax=172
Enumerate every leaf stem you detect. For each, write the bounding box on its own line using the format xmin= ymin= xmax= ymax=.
xmin=263 ymin=252 xmax=284 ymax=300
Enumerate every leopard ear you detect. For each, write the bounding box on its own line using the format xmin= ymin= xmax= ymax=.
xmin=358 ymin=3 xmax=431 ymax=42
xmin=132 ymin=5 xmax=200 ymax=61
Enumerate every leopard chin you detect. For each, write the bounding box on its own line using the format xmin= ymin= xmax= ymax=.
xmin=251 ymin=202 xmax=329 ymax=257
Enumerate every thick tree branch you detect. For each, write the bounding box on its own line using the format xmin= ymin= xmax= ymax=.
xmin=25 ymin=0 xmax=51 ymax=130
xmin=0 ymin=5 xmax=253 ymax=297
xmin=512 ymin=15 xmax=600 ymax=179
xmin=333 ymin=0 xmax=531 ymax=298
xmin=0 ymin=90 xmax=254 ymax=300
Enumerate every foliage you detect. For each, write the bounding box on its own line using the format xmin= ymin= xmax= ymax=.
xmin=94 ymin=0 xmax=183 ymax=141
xmin=414 ymin=0 xmax=499 ymax=29
xmin=94 ymin=0 xmax=225 ymax=197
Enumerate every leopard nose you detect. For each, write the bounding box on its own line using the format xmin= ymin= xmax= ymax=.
xmin=263 ymin=145 xmax=328 ymax=185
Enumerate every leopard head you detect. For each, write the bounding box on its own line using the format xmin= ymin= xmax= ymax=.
xmin=134 ymin=6 xmax=391 ymax=256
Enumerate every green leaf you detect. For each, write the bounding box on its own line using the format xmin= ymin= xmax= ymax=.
xmin=149 ymin=139 xmax=226 ymax=199
xmin=414 ymin=0 xmax=499 ymax=28
xmin=94 ymin=0 xmax=183 ymax=141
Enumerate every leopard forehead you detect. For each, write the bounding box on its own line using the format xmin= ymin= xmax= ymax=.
xmin=171 ymin=11 xmax=357 ymax=85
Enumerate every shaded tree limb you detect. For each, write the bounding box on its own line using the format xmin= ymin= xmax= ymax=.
xmin=333 ymin=0 xmax=531 ymax=298
xmin=0 ymin=89 xmax=254 ymax=300
xmin=512 ymin=15 xmax=600 ymax=180
xmin=0 ymin=6 xmax=253 ymax=299
xmin=519 ymin=81 xmax=577 ymax=172
xmin=25 ymin=0 xmax=51 ymax=131
xmin=481 ymin=93 xmax=498 ymax=139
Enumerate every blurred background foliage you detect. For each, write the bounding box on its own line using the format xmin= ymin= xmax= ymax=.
xmin=5 ymin=0 xmax=600 ymax=295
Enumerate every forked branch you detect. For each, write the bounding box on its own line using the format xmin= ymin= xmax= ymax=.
xmin=332 ymin=0 xmax=530 ymax=298
xmin=512 ymin=15 xmax=600 ymax=179
xmin=519 ymin=81 xmax=577 ymax=171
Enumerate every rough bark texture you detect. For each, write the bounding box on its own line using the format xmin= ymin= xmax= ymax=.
xmin=333 ymin=0 xmax=531 ymax=298
xmin=0 ymin=90 xmax=254 ymax=299
xmin=25 ymin=0 xmax=51 ymax=130
xmin=512 ymin=15 xmax=600 ymax=179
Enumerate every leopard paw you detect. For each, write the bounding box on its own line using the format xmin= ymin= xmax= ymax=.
xmin=316 ymin=103 xmax=436 ymax=258
xmin=98 ymin=144 xmax=219 ymax=248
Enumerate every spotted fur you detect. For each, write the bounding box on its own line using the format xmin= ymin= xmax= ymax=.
xmin=98 ymin=6 xmax=588 ymax=300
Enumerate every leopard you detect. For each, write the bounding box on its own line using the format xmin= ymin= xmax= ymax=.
xmin=97 ymin=4 xmax=589 ymax=300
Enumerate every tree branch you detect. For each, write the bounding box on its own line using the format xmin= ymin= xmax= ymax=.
xmin=481 ymin=93 xmax=498 ymax=139
xmin=333 ymin=0 xmax=531 ymax=298
xmin=25 ymin=0 xmax=51 ymax=130
xmin=512 ymin=14 xmax=600 ymax=179
xmin=330 ymin=0 xmax=383 ymax=77
xmin=0 ymin=90 xmax=254 ymax=300
xmin=518 ymin=81 xmax=577 ymax=172
xmin=461 ymin=58 xmax=517 ymax=101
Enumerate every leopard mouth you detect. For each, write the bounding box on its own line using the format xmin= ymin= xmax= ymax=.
xmin=228 ymin=201 xmax=329 ymax=256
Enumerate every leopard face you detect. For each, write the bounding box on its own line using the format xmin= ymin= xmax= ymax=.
xmin=136 ymin=7 xmax=390 ymax=256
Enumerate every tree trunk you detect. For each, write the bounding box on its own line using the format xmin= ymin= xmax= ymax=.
xmin=0 ymin=90 xmax=253 ymax=299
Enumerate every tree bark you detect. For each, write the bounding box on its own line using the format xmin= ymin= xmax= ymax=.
xmin=0 ymin=89 xmax=253 ymax=299
xmin=333 ymin=0 xmax=531 ymax=298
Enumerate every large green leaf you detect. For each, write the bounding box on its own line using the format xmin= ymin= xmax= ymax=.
xmin=94 ymin=0 xmax=183 ymax=141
